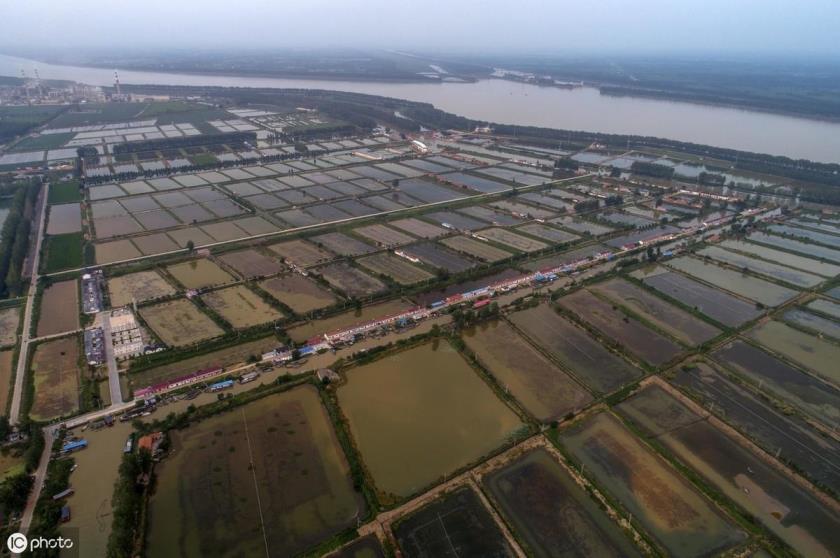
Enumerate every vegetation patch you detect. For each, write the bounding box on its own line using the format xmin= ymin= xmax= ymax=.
xmin=48 ymin=181 xmax=83 ymax=204
xmin=29 ymin=336 xmax=80 ymax=421
xmin=139 ymin=298 xmax=225 ymax=347
xmin=36 ymin=279 xmax=79 ymax=337
xmin=42 ymin=232 xmax=84 ymax=273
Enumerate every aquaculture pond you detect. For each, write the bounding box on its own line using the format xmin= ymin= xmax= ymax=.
xmin=146 ymin=386 xmax=365 ymax=557
xmin=337 ymin=342 xmax=525 ymax=501
xmin=483 ymin=448 xmax=641 ymax=558
xmin=619 ymin=384 xmax=839 ymax=558
xmin=559 ymin=412 xmax=743 ymax=558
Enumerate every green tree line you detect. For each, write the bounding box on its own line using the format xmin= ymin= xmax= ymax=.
xmin=0 ymin=179 xmax=40 ymax=299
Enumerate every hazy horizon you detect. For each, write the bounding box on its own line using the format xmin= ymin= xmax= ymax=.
xmin=3 ymin=0 xmax=839 ymax=56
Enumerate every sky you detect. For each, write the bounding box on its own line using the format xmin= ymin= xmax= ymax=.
xmin=1 ymin=0 xmax=839 ymax=56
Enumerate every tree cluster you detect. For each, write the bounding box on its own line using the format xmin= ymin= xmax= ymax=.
xmin=451 ymin=302 xmax=500 ymax=328
xmin=574 ymin=199 xmax=599 ymax=213
xmin=0 ymin=180 xmax=40 ymax=298
xmin=107 ymin=450 xmax=153 ymax=558
xmin=698 ymin=171 xmax=726 ymax=186
xmin=630 ymin=161 xmax=675 ymax=179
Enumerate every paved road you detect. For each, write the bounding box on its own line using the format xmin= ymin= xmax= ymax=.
xmin=100 ymin=312 xmax=124 ymax=405
xmin=10 ymin=183 xmax=49 ymax=425
xmin=20 ymin=426 xmax=55 ymax=534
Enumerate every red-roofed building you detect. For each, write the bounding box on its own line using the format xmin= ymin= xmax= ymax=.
xmin=138 ymin=432 xmax=163 ymax=456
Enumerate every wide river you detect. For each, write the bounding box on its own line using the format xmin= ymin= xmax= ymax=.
xmin=2 ymin=54 xmax=839 ymax=163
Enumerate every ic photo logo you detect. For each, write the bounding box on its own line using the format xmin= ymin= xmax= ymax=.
xmin=7 ymin=532 xmax=75 ymax=554
xmin=6 ymin=533 xmax=27 ymax=553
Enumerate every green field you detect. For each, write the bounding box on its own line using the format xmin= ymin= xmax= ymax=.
xmin=190 ymin=152 xmax=218 ymax=166
xmin=42 ymin=233 xmax=84 ymax=273
xmin=48 ymin=181 xmax=82 ymax=204
xmin=10 ymin=132 xmax=75 ymax=152
xmin=0 ymin=105 xmax=65 ymax=142
xmin=47 ymin=103 xmax=147 ymax=128
xmin=137 ymin=101 xmax=211 ymax=117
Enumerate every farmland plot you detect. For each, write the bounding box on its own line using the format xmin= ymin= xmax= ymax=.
xmin=30 ymin=336 xmax=80 ymax=421
xmin=108 ymin=271 xmax=176 ymax=307
xmin=509 ymin=304 xmax=641 ymax=394
xmin=317 ymin=262 xmax=385 ymax=297
xmin=634 ymin=267 xmax=762 ymax=327
xmin=483 ymin=448 xmax=641 ymax=558
xmin=440 ymin=236 xmax=512 ymax=263
xmin=95 ymin=239 xmax=143 ymax=264
xmin=559 ymin=412 xmax=744 ymax=558
xmin=358 ymin=253 xmax=433 ymax=285
xmin=140 ymin=299 xmax=224 ymax=346
xmin=748 ymin=321 xmax=840 ymax=386
xmin=46 ymin=203 xmax=82 ymax=235
xmin=218 ymin=248 xmax=284 ymax=278
xmin=146 ymin=386 xmax=364 ymax=558
xmin=713 ymin=340 xmax=840 ymax=430
xmin=311 ymin=232 xmax=376 ymax=257
xmin=667 ymin=256 xmax=798 ymax=306
xmin=394 ymin=486 xmax=515 ymax=558
xmin=401 ymin=243 xmax=475 ymax=273
xmin=354 ymin=224 xmax=414 ymax=247
xmin=808 ymin=298 xmax=840 ymax=319
xmin=718 ymin=240 xmax=840 ymax=277
xmin=463 ymin=320 xmax=592 ymax=421
xmin=457 ymin=205 xmax=523 ymax=226
xmin=748 ymin=232 xmax=840 ymax=263
xmin=523 ymin=244 xmax=607 ymax=273
xmin=592 ymin=278 xmax=720 ymax=346
xmin=166 ymin=259 xmax=235 ymax=289
xmin=672 ymin=363 xmax=840 ymax=493
xmin=259 ymin=274 xmax=337 ymax=315
xmin=618 ymin=384 xmax=838 ymax=558
xmin=516 ymin=223 xmax=579 ymax=245
xmin=783 ymin=308 xmax=840 ymax=340
xmin=132 ymin=233 xmax=180 ymax=255
xmin=697 ymin=246 xmax=823 ymax=288
xmin=390 ymin=218 xmax=447 ymax=238
xmin=475 ymin=228 xmax=547 ymax=253
xmin=0 ymin=307 xmax=20 ymax=346
xmin=558 ymin=290 xmax=683 ymax=366
xmin=201 ymin=285 xmax=284 ymax=329
xmin=37 ymin=279 xmax=79 ymax=337
xmin=268 ymin=239 xmax=333 ymax=268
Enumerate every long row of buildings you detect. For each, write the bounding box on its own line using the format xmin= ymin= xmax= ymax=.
xmin=131 ymin=204 xmax=774 ymax=400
